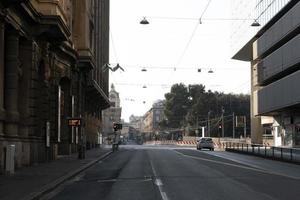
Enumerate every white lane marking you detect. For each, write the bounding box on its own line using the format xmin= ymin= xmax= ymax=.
xmin=155 ymin=178 xmax=163 ymax=186
xmin=97 ymin=179 xmax=117 ymax=183
xmin=150 ymin=159 xmax=170 ymax=200
xmin=161 ymin=192 xmax=168 ymax=200
xmin=203 ymin=151 xmax=266 ymax=171
xmin=174 ymin=150 xmax=299 ymax=180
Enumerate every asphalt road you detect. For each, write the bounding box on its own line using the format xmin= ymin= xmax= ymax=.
xmin=46 ymin=145 xmax=300 ymax=200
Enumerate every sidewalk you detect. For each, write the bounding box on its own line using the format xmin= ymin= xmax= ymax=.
xmin=0 ymin=146 xmax=112 ymax=200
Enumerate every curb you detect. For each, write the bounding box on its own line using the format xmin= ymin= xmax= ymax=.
xmin=21 ymin=150 xmax=113 ymax=200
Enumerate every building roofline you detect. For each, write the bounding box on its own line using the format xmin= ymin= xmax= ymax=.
xmin=232 ymin=1 xmax=298 ymax=61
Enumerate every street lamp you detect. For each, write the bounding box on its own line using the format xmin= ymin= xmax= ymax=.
xmin=141 ymin=67 xmax=147 ymax=72
xmin=208 ymin=69 xmax=214 ymax=73
xmin=207 ymin=111 xmax=211 ymax=137
xmin=251 ymin=19 xmax=260 ymax=27
xmin=140 ymin=17 xmax=149 ymax=24
xmin=221 ymin=107 xmax=225 ymax=138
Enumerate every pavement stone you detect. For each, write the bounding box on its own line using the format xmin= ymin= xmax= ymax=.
xmin=0 ymin=147 xmax=112 ymax=200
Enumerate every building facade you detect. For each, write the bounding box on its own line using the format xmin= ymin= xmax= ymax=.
xmin=152 ymin=100 xmax=165 ymax=131
xmin=140 ymin=100 xmax=165 ymax=141
xmin=0 ymin=0 xmax=110 ymax=173
xmin=102 ymin=84 xmax=122 ymax=141
xmin=233 ymin=1 xmax=300 ymax=147
xmin=129 ymin=115 xmax=143 ymax=132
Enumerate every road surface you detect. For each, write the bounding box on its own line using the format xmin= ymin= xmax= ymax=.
xmin=45 ymin=144 xmax=300 ymax=200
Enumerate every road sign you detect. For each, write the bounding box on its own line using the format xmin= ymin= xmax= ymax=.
xmin=68 ymin=118 xmax=82 ymax=127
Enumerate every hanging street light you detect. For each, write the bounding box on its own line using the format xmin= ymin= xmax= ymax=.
xmin=208 ymin=69 xmax=214 ymax=73
xmin=140 ymin=17 xmax=149 ymax=25
xmin=251 ymin=19 xmax=260 ymax=27
xmin=141 ymin=67 xmax=147 ymax=72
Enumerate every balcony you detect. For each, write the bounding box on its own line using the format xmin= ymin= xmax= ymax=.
xmin=257 ymin=33 xmax=300 ymax=85
xmin=257 ymin=70 xmax=300 ymax=115
xmin=254 ymin=2 xmax=300 ymax=59
xmin=29 ymin=0 xmax=71 ymax=40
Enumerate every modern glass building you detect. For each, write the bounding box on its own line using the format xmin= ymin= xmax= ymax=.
xmin=231 ymin=0 xmax=290 ymax=55
xmin=233 ymin=1 xmax=300 ymax=147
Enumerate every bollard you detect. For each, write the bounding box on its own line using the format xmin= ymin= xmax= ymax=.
xmin=5 ymin=145 xmax=15 ymax=175
xmin=265 ymin=146 xmax=267 ymax=157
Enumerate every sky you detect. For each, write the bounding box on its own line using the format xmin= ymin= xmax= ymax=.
xmin=109 ymin=0 xmax=259 ymax=122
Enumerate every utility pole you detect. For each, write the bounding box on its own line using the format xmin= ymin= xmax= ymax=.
xmin=221 ymin=107 xmax=225 ymax=138
xmin=207 ymin=111 xmax=211 ymax=137
xmin=244 ymin=116 xmax=247 ymax=138
xmin=232 ymin=112 xmax=235 ymax=138
xmin=196 ymin=115 xmax=199 ymax=137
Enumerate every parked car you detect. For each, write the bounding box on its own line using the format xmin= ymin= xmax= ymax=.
xmin=197 ymin=137 xmax=214 ymax=151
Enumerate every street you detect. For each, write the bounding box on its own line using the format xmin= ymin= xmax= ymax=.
xmin=43 ymin=144 xmax=300 ymax=200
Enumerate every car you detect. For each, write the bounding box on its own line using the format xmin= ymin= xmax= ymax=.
xmin=196 ymin=137 xmax=214 ymax=151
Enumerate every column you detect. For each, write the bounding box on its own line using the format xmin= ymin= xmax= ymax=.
xmin=4 ymin=28 xmax=20 ymax=136
xmin=0 ymin=19 xmax=5 ymax=135
xmin=18 ymin=40 xmax=33 ymax=137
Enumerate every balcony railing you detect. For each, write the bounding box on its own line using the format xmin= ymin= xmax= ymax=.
xmin=225 ymin=142 xmax=300 ymax=164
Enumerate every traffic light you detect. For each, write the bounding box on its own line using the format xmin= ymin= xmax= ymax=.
xmin=113 ymin=123 xmax=122 ymax=131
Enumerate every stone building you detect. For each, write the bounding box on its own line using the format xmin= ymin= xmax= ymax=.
xmin=152 ymin=100 xmax=165 ymax=131
xmin=0 ymin=0 xmax=110 ymax=173
xmin=129 ymin=115 xmax=143 ymax=132
xmin=102 ymin=84 xmax=122 ymax=141
xmin=141 ymin=100 xmax=165 ymax=141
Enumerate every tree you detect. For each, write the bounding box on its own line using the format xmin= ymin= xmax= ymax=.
xmin=162 ymin=83 xmax=250 ymax=137
xmin=163 ymin=83 xmax=189 ymax=128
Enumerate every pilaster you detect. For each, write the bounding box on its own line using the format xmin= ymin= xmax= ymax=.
xmin=18 ymin=40 xmax=33 ymax=137
xmin=0 ymin=19 xmax=5 ymax=136
xmin=4 ymin=28 xmax=20 ymax=137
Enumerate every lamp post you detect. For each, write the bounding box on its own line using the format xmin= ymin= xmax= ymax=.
xmin=207 ymin=111 xmax=211 ymax=137
xmin=221 ymin=107 xmax=225 ymax=138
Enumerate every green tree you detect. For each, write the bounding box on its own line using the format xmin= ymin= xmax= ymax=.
xmin=162 ymin=83 xmax=250 ymax=137
xmin=163 ymin=83 xmax=189 ymax=128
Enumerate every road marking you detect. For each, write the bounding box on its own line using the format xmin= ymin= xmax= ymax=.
xmin=174 ymin=150 xmax=299 ymax=180
xmin=155 ymin=178 xmax=163 ymax=186
xmin=203 ymin=151 xmax=266 ymax=171
xmin=149 ymin=159 xmax=170 ymax=200
xmin=97 ymin=179 xmax=117 ymax=183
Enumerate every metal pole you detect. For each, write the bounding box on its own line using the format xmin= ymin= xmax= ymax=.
xmin=232 ymin=112 xmax=235 ymax=138
xmin=196 ymin=115 xmax=199 ymax=137
xmin=244 ymin=116 xmax=247 ymax=138
xmin=207 ymin=111 xmax=210 ymax=137
xmin=222 ymin=107 xmax=224 ymax=138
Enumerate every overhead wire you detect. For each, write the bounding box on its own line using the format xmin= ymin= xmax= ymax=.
xmin=168 ymin=0 xmax=213 ymax=83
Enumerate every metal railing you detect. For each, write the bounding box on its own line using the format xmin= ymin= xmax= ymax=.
xmin=225 ymin=142 xmax=300 ymax=164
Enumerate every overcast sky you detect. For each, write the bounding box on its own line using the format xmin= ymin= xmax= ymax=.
xmin=109 ymin=0 xmax=258 ymax=122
